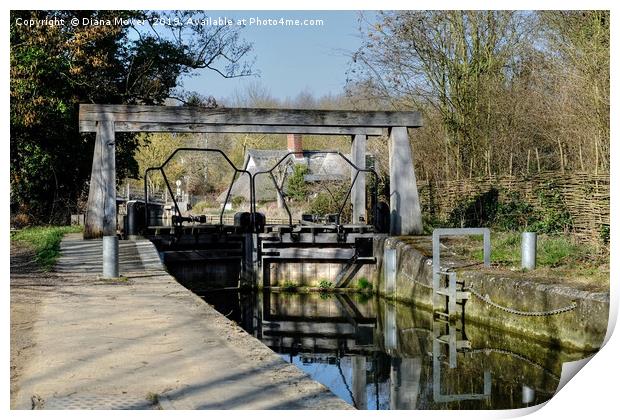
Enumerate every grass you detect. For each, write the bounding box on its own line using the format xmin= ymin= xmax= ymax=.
xmin=11 ymin=225 xmax=82 ymax=270
xmin=469 ymin=232 xmax=596 ymax=268
xmin=453 ymin=231 xmax=609 ymax=287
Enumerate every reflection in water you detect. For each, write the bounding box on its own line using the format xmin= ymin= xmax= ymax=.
xmin=201 ymin=290 xmax=591 ymax=410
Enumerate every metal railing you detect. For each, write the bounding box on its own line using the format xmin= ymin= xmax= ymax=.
xmin=144 ymin=148 xmax=253 ymax=227
xmin=143 ymin=148 xmax=382 ymax=231
xmin=251 ymin=150 xmax=380 ymax=228
xmin=431 ymin=228 xmax=491 ymax=314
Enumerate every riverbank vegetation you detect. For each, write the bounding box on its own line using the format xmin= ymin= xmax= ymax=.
xmin=447 ymin=232 xmax=608 ymax=286
xmin=11 ymin=226 xmax=82 ymax=270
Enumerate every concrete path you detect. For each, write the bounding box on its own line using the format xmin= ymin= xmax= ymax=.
xmin=12 ymin=234 xmax=351 ymax=410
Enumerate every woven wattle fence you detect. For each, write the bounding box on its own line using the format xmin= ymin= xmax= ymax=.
xmin=418 ymin=172 xmax=609 ymax=244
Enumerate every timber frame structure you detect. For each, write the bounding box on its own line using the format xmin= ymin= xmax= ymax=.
xmin=78 ymin=104 xmax=423 ymax=278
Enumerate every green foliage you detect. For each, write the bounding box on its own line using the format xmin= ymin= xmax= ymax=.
xmin=11 ymin=225 xmax=82 ymax=270
xmin=447 ymin=188 xmax=500 ymax=228
xmin=10 ymin=10 xmax=253 ymax=224
xmin=493 ymin=192 xmax=538 ymax=231
xmin=318 ymin=291 xmax=333 ymax=300
xmin=286 ymin=164 xmax=309 ymax=202
xmin=422 ymin=214 xmax=444 ymax=235
xmin=282 ymin=280 xmax=297 ymax=291
xmin=307 ymin=192 xmax=334 ymax=216
xmin=354 ymin=292 xmax=373 ymax=304
xmin=356 ymin=277 xmax=373 ymax=292
xmin=600 ymin=225 xmax=610 ymax=245
xmin=528 ymin=182 xmax=573 ymax=234
xmin=472 ymin=232 xmax=592 ymax=268
xmin=318 ymin=279 xmax=332 ymax=290
xmin=445 ymin=184 xmax=572 ymax=235
xmin=307 ymin=183 xmax=350 ymax=217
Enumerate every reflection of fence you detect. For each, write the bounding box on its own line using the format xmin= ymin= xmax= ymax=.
xmin=418 ymin=172 xmax=609 ymax=243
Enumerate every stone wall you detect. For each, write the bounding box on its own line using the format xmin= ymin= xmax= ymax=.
xmin=373 ymin=236 xmax=609 ymax=351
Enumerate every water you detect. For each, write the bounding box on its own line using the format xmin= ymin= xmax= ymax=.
xmin=200 ymin=289 xmax=592 ymax=410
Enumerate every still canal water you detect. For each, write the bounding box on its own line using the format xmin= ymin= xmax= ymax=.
xmin=200 ymin=289 xmax=592 ymax=410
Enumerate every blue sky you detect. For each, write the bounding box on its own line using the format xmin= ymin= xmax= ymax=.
xmin=180 ymin=11 xmax=368 ymax=103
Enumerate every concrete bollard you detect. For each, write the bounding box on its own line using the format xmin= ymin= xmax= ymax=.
xmin=521 ymin=232 xmax=537 ymax=270
xmin=103 ymin=235 xmax=119 ymax=278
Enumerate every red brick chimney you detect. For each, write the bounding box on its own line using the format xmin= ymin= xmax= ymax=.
xmin=287 ymin=134 xmax=303 ymax=158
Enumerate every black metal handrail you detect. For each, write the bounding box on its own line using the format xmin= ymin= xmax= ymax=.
xmin=251 ymin=150 xmax=379 ymax=229
xmin=144 ymin=148 xmax=253 ymax=227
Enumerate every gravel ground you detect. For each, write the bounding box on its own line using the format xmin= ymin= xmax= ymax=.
xmin=10 ymin=236 xmax=352 ymax=410
xmin=10 ymin=243 xmax=52 ymax=407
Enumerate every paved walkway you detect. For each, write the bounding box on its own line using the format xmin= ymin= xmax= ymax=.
xmin=12 ymin=234 xmax=351 ymax=410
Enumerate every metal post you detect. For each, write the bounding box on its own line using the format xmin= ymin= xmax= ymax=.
xmin=102 ymin=235 xmax=119 ymax=278
xmin=483 ymin=229 xmax=491 ymax=267
xmin=432 ymin=230 xmax=441 ymax=307
xmin=521 ymin=232 xmax=537 ymax=270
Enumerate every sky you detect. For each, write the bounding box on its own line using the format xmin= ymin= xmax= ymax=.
xmin=179 ymin=11 xmax=368 ymax=104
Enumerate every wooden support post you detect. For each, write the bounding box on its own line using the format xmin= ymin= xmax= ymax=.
xmin=351 ymin=134 xmax=367 ymax=224
xmin=98 ymin=121 xmax=118 ymax=278
xmin=84 ymin=126 xmax=105 ymax=239
xmin=100 ymin=121 xmax=117 ymax=237
xmin=388 ymin=127 xmax=423 ymax=235
xmin=351 ymin=356 xmax=368 ymax=409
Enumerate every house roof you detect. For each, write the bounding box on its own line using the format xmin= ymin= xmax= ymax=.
xmin=217 ymin=149 xmax=352 ymax=203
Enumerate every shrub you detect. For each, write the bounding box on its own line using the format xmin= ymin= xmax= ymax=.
xmin=529 ymin=182 xmax=573 ymax=234
xmin=445 ymin=184 xmax=573 ymax=235
xmin=357 ymin=277 xmax=373 ymax=292
xmin=493 ymin=192 xmax=538 ymax=231
xmin=318 ymin=279 xmax=332 ymax=290
xmin=282 ymin=280 xmax=297 ymax=290
xmin=447 ymin=188 xmax=499 ymax=228
xmin=286 ymin=164 xmax=309 ymax=202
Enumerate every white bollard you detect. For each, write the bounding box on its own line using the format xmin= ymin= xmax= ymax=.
xmin=521 ymin=232 xmax=537 ymax=270
xmin=103 ymin=235 xmax=119 ymax=278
